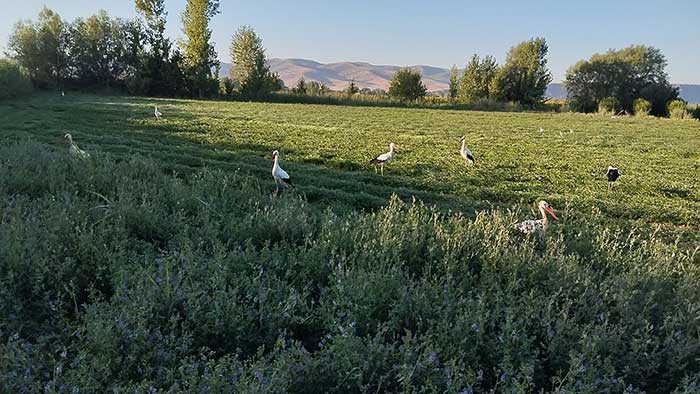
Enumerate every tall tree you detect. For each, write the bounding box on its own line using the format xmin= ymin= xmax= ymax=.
xmin=491 ymin=37 xmax=552 ymax=105
xmin=181 ymin=0 xmax=220 ymax=98
xmin=448 ymin=65 xmax=459 ymax=102
xmin=458 ymin=55 xmax=498 ymax=102
xmin=135 ymin=0 xmax=183 ymax=96
xmin=388 ymin=68 xmax=427 ymax=102
xmin=565 ymin=45 xmax=679 ymax=115
xmin=8 ymin=7 xmax=67 ymax=88
xmin=229 ymin=26 xmax=281 ymax=97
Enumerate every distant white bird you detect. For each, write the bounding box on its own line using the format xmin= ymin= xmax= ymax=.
xmin=154 ymin=106 xmax=163 ymax=120
xmin=539 ymin=127 xmax=544 ymax=133
xmin=569 ymin=128 xmax=574 ymax=134
xmin=460 ymin=136 xmax=475 ymax=165
xmin=559 ymin=130 xmax=565 ymax=137
xmin=271 ymin=150 xmax=293 ymax=194
xmin=64 ymin=133 xmax=89 ymax=159
xmin=369 ymin=142 xmax=397 ymax=176
xmin=61 ymin=91 xmax=65 ymax=97
xmin=606 ymin=166 xmax=620 ymax=190
xmin=514 ymin=200 xmax=558 ymax=235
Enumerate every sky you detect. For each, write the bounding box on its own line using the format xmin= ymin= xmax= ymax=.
xmin=0 ymin=0 xmax=698 ymax=83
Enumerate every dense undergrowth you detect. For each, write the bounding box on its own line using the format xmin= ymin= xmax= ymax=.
xmin=1 ymin=142 xmax=699 ymax=393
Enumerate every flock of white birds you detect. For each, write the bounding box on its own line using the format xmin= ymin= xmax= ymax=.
xmin=63 ymin=105 xmax=623 ymax=237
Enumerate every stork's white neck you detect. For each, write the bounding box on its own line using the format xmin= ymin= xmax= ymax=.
xmin=273 ymin=155 xmax=279 ymax=168
xmin=461 ymin=139 xmax=466 ymax=151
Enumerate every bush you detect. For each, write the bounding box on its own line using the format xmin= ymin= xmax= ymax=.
xmin=1 ymin=141 xmax=699 ymax=392
xmin=598 ymin=96 xmax=620 ymax=114
xmin=0 ymin=58 xmax=32 ymax=100
xmin=633 ymin=98 xmax=651 ymax=116
xmin=690 ymin=105 xmax=700 ymax=121
xmin=668 ymin=100 xmax=690 ymax=119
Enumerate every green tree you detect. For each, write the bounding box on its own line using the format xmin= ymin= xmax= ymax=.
xmin=564 ymin=45 xmax=678 ymax=115
xmin=0 ymin=58 xmax=33 ymax=99
xmin=345 ymin=79 xmax=359 ymax=95
xmin=448 ymin=65 xmax=458 ymax=102
xmin=68 ymin=10 xmax=133 ymax=88
xmin=134 ymin=0 xmax=185 ymax=96
xmin=8 ymin=7 xmax=67 ymax=88
xmin=388 ymin=68 xmax=427 ymax=102
xmin=294 ymin=77 xmax=307 ymax=94
xmin=458 ymin=55 xmax=498 ymax=102
xmin=229 ymin=26 xmax=281 ymax=98
xmin=491 ymin=37 xmax=552 ymax=105
xmin=181 ymin=0 xmax=220 ymax=98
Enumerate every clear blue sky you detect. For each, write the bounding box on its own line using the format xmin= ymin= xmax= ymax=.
xmin=1 ymin=0 xmax=698 ymax=83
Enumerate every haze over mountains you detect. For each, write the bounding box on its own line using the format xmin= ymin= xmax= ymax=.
xmin=219 ymin=58 xmax=700 ymax=103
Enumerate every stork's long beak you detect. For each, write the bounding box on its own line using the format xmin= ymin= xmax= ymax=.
xmin=544 ymin=206 xmax=558 ymax=220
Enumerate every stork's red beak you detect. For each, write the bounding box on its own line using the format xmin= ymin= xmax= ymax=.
xmin=544 ymin=206 xmax=558 ymax=220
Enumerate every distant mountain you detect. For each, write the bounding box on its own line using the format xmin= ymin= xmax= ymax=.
xmin=219 ymin=59 xmax=452 ymax=92
xmin=219 ymin=59 xmax=700 ymax=103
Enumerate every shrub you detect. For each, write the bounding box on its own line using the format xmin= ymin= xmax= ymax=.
xmin=690 ymin=105 xmax=700 ymax=121
xmin=633 ymin=98 xmax=652 ymax=117
xmin=0 ymin=58 xmax=32 ymax=100
xmin=598 ymin=96 xmax=619 ymax=114
xmin=668 ymin=99 xmax=690 ymax=119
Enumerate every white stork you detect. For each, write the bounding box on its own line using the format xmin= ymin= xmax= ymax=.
xmin=64 ymin=133 xmax=90 ymax=159
xmin=370 ymin=142 xmax=397 ymax=176
xmin=606 ymin=166 xmax=620 ymax=190
xmin=154 ymin=106 xmax=163 ymax=120
xmin=514 ymin=200 xmax=558 ymax=235
xmin=271 ymin=150 xmax=293 ymax=194
xmin=460 ymin=136 xmax=475 ymax=165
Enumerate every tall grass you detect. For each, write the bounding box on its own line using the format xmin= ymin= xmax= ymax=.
xmin=1 ymin=141 xmax=699 ymax=393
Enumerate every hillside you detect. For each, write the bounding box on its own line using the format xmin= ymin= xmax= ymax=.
xmin=220 ymin=59 xmax=700 ymax=102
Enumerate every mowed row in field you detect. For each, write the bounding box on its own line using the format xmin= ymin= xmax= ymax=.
xmin=2 ymin=93 xmax=699 ymax=242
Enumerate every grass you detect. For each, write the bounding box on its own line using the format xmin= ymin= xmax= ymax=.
xmin=1 ymin=93 xmax=700 ymax=392
xmin=3 ymin=93 xmax=699 ymax=243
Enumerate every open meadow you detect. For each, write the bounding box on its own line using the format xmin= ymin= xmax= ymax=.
xmin=1 ymin=94 xmax=700 ymax=392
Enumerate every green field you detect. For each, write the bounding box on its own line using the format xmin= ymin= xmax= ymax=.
xmin=1 ymin=94 xmax=700 ymax=392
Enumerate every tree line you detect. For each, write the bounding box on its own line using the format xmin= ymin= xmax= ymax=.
xmin=2 ymin=4 xmax=693 ymax=118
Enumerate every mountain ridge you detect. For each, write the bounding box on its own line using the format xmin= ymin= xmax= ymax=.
xmin=219 ymin=59 xmax=700 ymax=103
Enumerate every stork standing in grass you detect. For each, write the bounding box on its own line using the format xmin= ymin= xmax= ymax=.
xmin=606 ymin=166 xmax=620 ymax=190
xmin=370 ymin=142 xmax=397 ymax=175
xmin=271 ymin=150 xmax=293 ymax=194
xmin=154 ymin=106 xmax=163 ymax=120
xmin=514 ymin=200 xmax=558 ymax=235
xmin=460 ymin=136 xmax=475 ymax=165
xmin=64 ymin=133 xmax=90 ymax=159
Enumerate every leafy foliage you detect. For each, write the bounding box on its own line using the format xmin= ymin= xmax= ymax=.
xmin=633 ymin=98 xmax=652 ymax=116
xmin=388 ymin=68 xmax=427 ymax=102
xmin=491 ymin=38 xmax=552 ymax=105
xmin=0 ymin=58 xmax=32 ymax=99
xmin=0 ymin=135 xmax=698 ymax=392
xmin=180 ymin=0 xmax=220 ymax=98
xmin=564 ymin=45 xmax=679 ymax=116
xmin=458 ymin=54 xmax=498 ymax=102
xmin=229 ymin=26 xmax=282 ymax=98
xmin=598 ymin=96 xmax=620 ymax=114
xmin=7 ymin=7 xmax=68 ymax=89
xmin=668 ymin=100 xmax=690 ymax=119
xmin=448 ymin=65 xmax=459 ymax=102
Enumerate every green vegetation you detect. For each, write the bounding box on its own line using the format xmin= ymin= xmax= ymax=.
xmin=229 ymin=26 xmax=283 ymax=98
xmin=458 ymin=54 xmax=498 ymax=102
xmin=491 ymin=38 xmax=553 ymax=105
xmin=598 ymin=97 xmax=620 ymax=115
xmin=180 ymin=0 xmax=221 ymax=98
xmin=389 ymin=68 xmax=427 ymax=102
xmin=1 ymin=93 xmax=699 ymax=392
xmin=668 ymin=100 xmax=690 ymax=120
xmin=565 ymin=45 xmax=679 ymax=116
xmin=0 ymin=59 xmax=32 ymax=100
xmin=633 ymin=98 xmax=652 ymax=117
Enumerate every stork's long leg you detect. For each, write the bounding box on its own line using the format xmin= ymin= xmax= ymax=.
xmin=381 ymin=164 xmax=384 ymax=176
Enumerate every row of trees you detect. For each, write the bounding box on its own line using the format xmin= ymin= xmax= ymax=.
xmin=447 ymin=38 xmax=552 ymax=106
xmin=4 ymin=6 xmax=687 ymax=114
xmin=6 ymin=2 xmax=282 ymax=99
